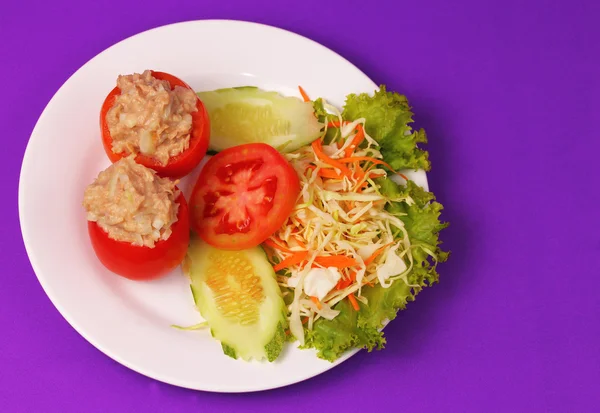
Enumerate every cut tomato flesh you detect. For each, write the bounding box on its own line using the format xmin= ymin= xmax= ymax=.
xmin=202 ymin=159 xmax=278 ymax=235
xmin=190 ymin=143 xmax=300 ymax=251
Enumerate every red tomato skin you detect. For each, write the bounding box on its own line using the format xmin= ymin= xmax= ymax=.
xmin=100 ymin=71 xmax=210 ymax=178
xmin=88 ymin=191 xmax=190 ymax=281
xmin=190 ymin=143 xmax=300 ymax=251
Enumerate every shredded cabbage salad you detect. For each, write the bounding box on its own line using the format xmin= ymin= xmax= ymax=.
xmin=263 ymin=87 xmax=449 ymax=360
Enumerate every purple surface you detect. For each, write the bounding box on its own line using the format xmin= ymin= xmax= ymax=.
xmin=2 ymin=0 xmax=599 ymax=411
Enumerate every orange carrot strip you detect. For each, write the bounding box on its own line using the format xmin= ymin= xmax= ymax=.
xmin=364 ymin=243 xmax=393 ymax=267
xmin=313 ymin=255 xmax=359 ymax=268
xmin=336 ymin=270 xmax=375 ymax=290
xmin=357 ymin=181 xmax=369 ymax=192
xmin=352 ymin=162 xmax=367 ymax=191
xmin=298 ymin=86 xmax=310 ymax=102
xmin=336 ymin=279 xmax=350 ymax=290
xmin=353 ymin=161 xmax=365 ymax=179
xmin=311 ymin=139 xmax=352 ymax=176
xmin=348 ymin=294 xmax=360 ymax=311
xmin=311 ymin=296 xmax=322 ymax=309
xmin=336 ymin=270 xmax=356 ymax=290
xmin=344 ymin=125 xmax=365 ymax=157
xmin=273 ymin=251 xmax=309 ymax=272
xmin=318 ymin=168 xmax=343 ymax=179
xmin=369 ymin=170 xmax=387 ymax=178
xmin=352 ymin=162 xmax=372 ymax=193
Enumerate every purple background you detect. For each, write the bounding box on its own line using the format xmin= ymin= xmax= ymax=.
xmin=2 ymin=0 xmax=599 ymax=411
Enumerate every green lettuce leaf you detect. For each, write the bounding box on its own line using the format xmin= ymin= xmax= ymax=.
xmin=312 ymin=97 xmax=328 ymax=122
xmin=304 ymin=179 xmax=449 ymax=361
xmin=342 ymin=86 xmax=430 ymax=171
xmin=313 ymin=98 xmax=340 ymax=144
xmin=383 ymin=179 xmax=450 ymax=287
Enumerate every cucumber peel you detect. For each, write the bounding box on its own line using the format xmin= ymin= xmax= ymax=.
xmin=197 ymin=86 xmax=324 ymax=153
xmin=184 ymin=235 xmax=287 ymax=362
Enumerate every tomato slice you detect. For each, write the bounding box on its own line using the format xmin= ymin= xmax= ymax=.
xmin=87 ymin=191 xmax=190 ymax=280
xmin=100 ymin=71 xmax=210 ymax=178
xmin=190 ymin=143 xmax=300 ymax=250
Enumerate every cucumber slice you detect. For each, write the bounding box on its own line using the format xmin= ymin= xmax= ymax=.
xmin=184 ymin=235 xmax=287 ymax=362
xmin=197 ymin=86 xmax=323 ymax=153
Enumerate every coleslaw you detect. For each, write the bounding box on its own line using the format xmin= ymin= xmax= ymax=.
xmin=263 ymin=87 xmax=449 ymax=360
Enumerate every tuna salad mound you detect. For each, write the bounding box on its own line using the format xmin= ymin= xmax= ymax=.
xmin=106 ymin=70 xmax=198 ymax=166
xmin=83 ymin=157 xmax=180 ymax=248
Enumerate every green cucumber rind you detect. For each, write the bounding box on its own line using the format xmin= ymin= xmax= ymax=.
xmin=185 ymin=238 xmax=288 ymax=362
xmin=222 ymin=343 xmax=238 ymax=359
xmin=197 ymin=87 xmax=323 ymax=153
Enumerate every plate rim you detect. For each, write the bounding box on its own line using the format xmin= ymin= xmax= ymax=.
xmin=18 ymin=18 xmax=427 ymax=393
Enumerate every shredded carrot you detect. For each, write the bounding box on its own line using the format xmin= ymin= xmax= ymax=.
xmin=336 ymin=271 xmax=356 ymax=290
xmin=344 ymin=124 xmax=365 ymax=157
xmin=310 ymin=296 xmax=322 ymax=309
xmin=311 ymin=139 xmax=352 ymax=176
xmin=318 ymin=168 xmax=343 ymax=179
xmin=357 ymin=182 xmax=369 ymax=192
xmin=273 ymin=251 xmax=309 ymax=272
xmin=298 ymin=86 xmax=310 ymax=102
xmin=364 ymin=243 xmax=393 ymax=267
xmin=313 ymin=255 xmax=359 ymax=268
xmin=369 ymin=170 xmax=387 ymax=178
xmin=343 ymin=200 xmax=355 ymax=212
xmin=352 ymin=161 xmax=366 ymax=187
xmin=302 ymin=317 xmax=309 ymax=325
xmin=348 ymin=294 xmax=360 ymax=311
xmin=336 ymin=279 xmax=350 ymax=290
xmin=339 ymin=156 xmax=408 ymax=180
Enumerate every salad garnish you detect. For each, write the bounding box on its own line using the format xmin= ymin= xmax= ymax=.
xmin=262 ymin=86 xmax=449 ymax=360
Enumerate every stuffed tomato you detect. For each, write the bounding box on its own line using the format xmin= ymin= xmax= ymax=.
xmin=100 ymin=70 xmax=209 ymax=178
xmin=83 ymin=157 xmax=189 ymax=280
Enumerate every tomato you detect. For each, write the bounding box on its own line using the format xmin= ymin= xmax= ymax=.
xmin=88 ymin=191 xmax=190 ymax=280
xmin=100 ymin=71 xmax=210 ymax=178
xmin=190 ymin=143 xmax=300 ymax=250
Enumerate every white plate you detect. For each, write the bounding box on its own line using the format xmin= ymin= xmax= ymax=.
xmin=18 ymin=19 xmax=428 ymax=392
